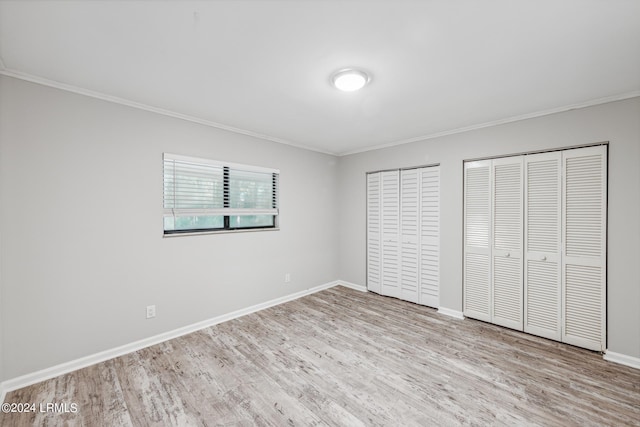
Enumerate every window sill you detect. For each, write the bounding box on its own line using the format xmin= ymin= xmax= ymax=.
xmin=163 ymin=227 xmax=280 ymax=238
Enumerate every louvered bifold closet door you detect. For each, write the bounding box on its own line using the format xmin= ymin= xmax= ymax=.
xmin=400 ymin=169 xmax=420 ymax=303
xmin=464 ymin=161 xmax=492 ymax=322
xmin=492 ymin=157 xmax=524 ymax=330
xmin=562 ymin=146 xmax=607 ymax=351
xmin=524 ymin=152 xmax=562 ymax=341
xmin=381 ymin=170 xmax=401 ymax=299
xmin=367 ymin=172 xmax=382 ymax=294
xmin=420 ymin=166 xmax=440 ymax=308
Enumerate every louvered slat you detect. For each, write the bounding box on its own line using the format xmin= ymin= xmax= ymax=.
xmin=525 ymin=260 xmax=560 ymax=339
xmin=493 ymin=257 xmax=522 ymax=325
xmin=524 ymin=152 xmax=561 ymax=341
xmin=526 ymin=159 xmax=559 ymax=253
xmin=465 ymin=166 xmax=490 ymax=248
xmin=464 ymin=161 xmax=491 ymax=321
xmin=565 ymin=265 xmax=602 ymax=345
xmin=565 ymin=155 xmax=603 ymax=258
xmin=400 ymin=169 xmax=420 ymax=303
xmin=465 ymin=253 xmax=490 ymax=317
xmin=493 ymin=162 xmax=522 ymax=251
xmin=492 ymin=157 xmax=523 ymax=330
xmin=420 ymin=244 xmax=439 ymax=300
xmin=381 ymin=170 xmax=401 ymax=298
xmin=420 ymin=166 xmax=440 ymax=308
xmin=420 ymin=167 xmax=440 ymax=240
xmin=562 ymin=146 xmax=606 ymax=351
xmin=401 ymin=169 xmax=419 ymax=237
xmin=367 ymin=173 xmax=382 ymax=294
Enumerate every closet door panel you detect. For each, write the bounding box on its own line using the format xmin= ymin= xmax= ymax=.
xmin=492 ymin=157 xmax=523 ymax=330
xmin=420 ymin=166 xmax=440 ymax=308
xmin=381 ymin=170 xmax=401 ymax=299
xmin=461 ymin=146 xmax=606 ymax=352
xmin=562 ymin=146 xmax=607 ymax=351
xmin=400 ymin=169 xmax=419 ymax=303
xmin=524 ymin=152 xmax=562 ymax=341
xmin=367 ymin=172 xmax=382 ymax=294
xmin=464 ymin=161 xmax=492 ymax=322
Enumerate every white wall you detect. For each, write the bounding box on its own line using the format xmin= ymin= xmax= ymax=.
xmin=0 ymin=222 xmax=3 ymax=386
xmin=0 ymin=75 xmax=339 ymax=380
xmin=0 ymin=77 xmax=6 ymax=385
xmin=337 ymin=97 xmax=640 ymax=360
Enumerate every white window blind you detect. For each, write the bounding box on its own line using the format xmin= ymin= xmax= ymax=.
xmin=163 ymin=153 xmax=279 ymax=233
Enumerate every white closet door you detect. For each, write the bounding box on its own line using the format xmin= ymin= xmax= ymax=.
xmin=367 ymin=172 xmax=382 ymax=294
xmin=381 ymin=170 xmax=401 ymax=299
xmin=562 ymin=146 xmax=607 ymax=351
xmin=464 ymin=160 xmax=492 ymax=322
xmin=492 ymin=157 xmax=524 ymax=330
xmin=400 ymin=169 xmax=420 ymax=303
xmin=524 ymin=152 xmax=562 ymax=341
xmin=420 ymin=166 xmax=440 ymax=308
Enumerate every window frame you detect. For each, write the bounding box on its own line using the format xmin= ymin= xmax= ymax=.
xmin=163 ymin=153 xmax=279 ymax=236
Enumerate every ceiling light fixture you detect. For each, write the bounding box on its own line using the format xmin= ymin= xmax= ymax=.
xmin=331 ymin=69 xmax=370 ymax=92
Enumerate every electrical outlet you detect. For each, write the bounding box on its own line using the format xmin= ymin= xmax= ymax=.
xmin=285 ymin=273 xmax=291 ymax=283
xmin=146 ymin=305 xmax=156 ymax=319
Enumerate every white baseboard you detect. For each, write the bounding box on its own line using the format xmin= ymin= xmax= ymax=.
xmin=0 ymin=384 xmax=6 ymax=404
xmin=437 ymin=307 xmax=465 ymax=320
xmin=603 ymin=350 xmax=640 ymax=370
xmin=0 ymin=280 xmax=341 ymax=396
xmin=337 ymin=280 xmax=367 ymax=292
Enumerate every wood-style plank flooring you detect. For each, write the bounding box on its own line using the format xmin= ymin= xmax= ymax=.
xmin=1 ymin=286 xmax=639 ymax=426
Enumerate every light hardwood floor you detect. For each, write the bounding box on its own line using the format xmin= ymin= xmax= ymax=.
xmin=1 ymin=286 xmax=639 ymax=426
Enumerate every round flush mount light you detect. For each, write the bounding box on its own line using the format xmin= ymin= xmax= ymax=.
xmin=331 ymin=68 xmax=370 ymax=92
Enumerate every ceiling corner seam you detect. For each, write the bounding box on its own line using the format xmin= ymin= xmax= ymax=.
xmin=0 ymin=68 xmax=339 ymax=157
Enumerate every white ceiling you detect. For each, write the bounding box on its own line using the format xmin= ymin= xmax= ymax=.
xmin=1 ymin=1 xmax=639 ymax=155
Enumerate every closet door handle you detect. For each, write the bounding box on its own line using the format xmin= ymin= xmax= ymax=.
xmin=541 ymin=256 xmax=547 ymax=261
xmin=505 ymin=253 xmax=511 ymax=258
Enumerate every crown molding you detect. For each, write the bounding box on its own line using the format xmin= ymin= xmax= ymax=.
xmin=2 ymin=67 xmax=637 ymax=158
xmin=338 ymin=90 xmax=640 ymax=156
xmin=0 ymin=68 xmax=338 ymax=156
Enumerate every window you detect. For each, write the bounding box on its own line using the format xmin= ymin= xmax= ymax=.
xmin=163 ymin=153 xmax=279 ymax=234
